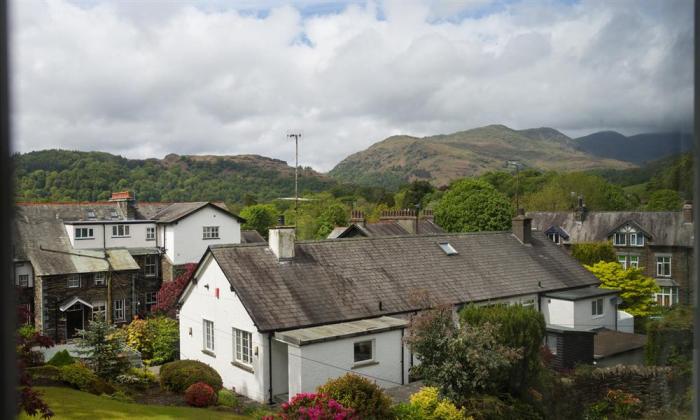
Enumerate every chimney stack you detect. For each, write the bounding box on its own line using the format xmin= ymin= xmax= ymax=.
xmin=683 ymin=201 xmax=693 ymax=223
xmin=381 ymin=209 xmax=418 ymax=233
xmin=109 ymin=190 xmax=135 ymax=220
xmin=575 ymin=196 xmax=588 ymax=223
xmin=269 ymin=218 xmax=295 ymax=260
xmin=512 ymin=209 xmax=532 ymax=244
xmin=350 ymin=210 xmax=366 ymax=227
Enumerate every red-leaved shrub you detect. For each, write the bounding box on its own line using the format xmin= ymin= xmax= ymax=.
xmin=152 ymin=263 xmax=197 ymax=317
xmin=263 ymin=393 xmax=356 ymax=419
xmin=184 ymin=382 xmax=217 ymax=407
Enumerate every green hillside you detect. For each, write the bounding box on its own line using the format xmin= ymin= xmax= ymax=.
xmin=329 ymin=125 xmax=634 ymax=189
xmin=13 ymin=150 xmax=338 ymax=204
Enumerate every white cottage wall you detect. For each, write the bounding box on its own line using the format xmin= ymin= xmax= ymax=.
xmin=15 ymin=262 xmax=34 ymax=287
xmin=179 ymin=257 xmax=268 ymax=402
xmin=574 ymin=297 xmax=617 ymax=330
xmin=540 ymin=297 xmax=574 ymax=328
xmin=287 ymin=329 xmax=407 ymax=397
xmin=168 ymin=207 xmax=241 ymax=265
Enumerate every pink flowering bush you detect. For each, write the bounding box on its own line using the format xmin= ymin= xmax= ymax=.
xmin=263 ymin=393 xmax=356 ymax=420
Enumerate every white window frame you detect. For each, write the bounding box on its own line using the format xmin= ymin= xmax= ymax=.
xmin=547 ymin=233 xmax=561 ymax=244
xmin=203 ymin=226 xmax=220 ymax=240
xmin=629 ymin=255 xmax=639 ymax=269
xmin=353 ymin=339 xmax=375 ymax=365
xmin=92 ymin=301 xmax=106 ymax=321
xmin=146 ymin=227 xmax=156 ymax=241
xmin=17 ymin=274 xmax=29 ymax=288
xmin=203 ymin=319 xmax=215 ymax=353
xmin=656 ymin=256 xmax=672 ymax=277
xmin=94 ymin=272 xmax=105 ymax=286
xmin=655 ymin=287 xmax=679 ymax=307
xmin=233 ymin=328 xmax=253 ymax=366
xmin=75 ymin=227 xmax=95 ymax=239
xmin=613 ymin=232 xmax=626 ymax=246
xmin=545 ymin=334 xmax=558 ymax=355
xmin=111 ymin=225 xmax=130 ymax=238
xmin=629 ymin=233 xmax=644 ymax=247
xmin=67 ymin=274 xmax=80 ymax=288
xmin=144 ymin=254 xmax=157 ymax=277
xmin=618 ymin=255 xmax=628 ymax=269
xmin=113 ymin=299 xmax=125 ymax=321
xmin=591 ymin=298 xmax=604 ymax=317
xmin=144 ymin=292 xmax=157 ymax=311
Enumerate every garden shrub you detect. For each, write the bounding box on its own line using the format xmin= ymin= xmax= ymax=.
xmin=316 ymin=373 xmax=393 ymax=419
xmin=106 ymin=390 xmax=134 ymax=404
xmin=123 ymin=316 xmax=179 ymax=365
xmin=47 ymin=349 xmax=75 ymax=367
xmin=583 ymin=389 xmax=642 ymax=420
xmin=461 ymin=394 xmax=541 ymax=420
xmin=407 ymin=387 xmax=466 ymax=420
xmin=185 ymin=382 xmax=217 ymax=407
xmin=160 ymin=360 xmax=223 ymax=393
xmin=646 ymin=306 xmax=693 ymax=369
xmin=393 ymin=402 xmax=423 ymax=420
xmin=264 ymin=393 xmax=355 ymax=419
xmin=570 ymin=242 xmax=616 ymax=265
xmin=59 ymin=363 xmax=99 ymax=392
xmin=460 ymin=303 xmax=545 ymax=395
xmin=217 ymin=388 xmax=239 ymax=408
xmin=129 ymin=367 xmax=157 ymax=383
xmin=115 ymin=373 xmax=150 ymax=389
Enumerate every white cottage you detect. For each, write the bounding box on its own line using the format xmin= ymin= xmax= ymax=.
xmin=178 ymin=216 xmax=617 ymax=403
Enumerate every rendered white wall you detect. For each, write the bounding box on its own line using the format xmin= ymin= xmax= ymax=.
xmin=540 ymin=297 xmax=574 ymax=328
xmin=287 ymin=329 xmax=408 ymax=398
xmin=66 ymin=223 xmax=157 ymax=249
xmin=179 ymin=257 xmax=267 ymax=402
xmin=168 ymin=207 xmax=241 ymax=265
xmin=574 ymin=297 xmax=617 ymax=330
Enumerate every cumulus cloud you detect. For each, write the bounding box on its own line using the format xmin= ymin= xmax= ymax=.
xmin=10 ymin=0 xmax=693 ymax=171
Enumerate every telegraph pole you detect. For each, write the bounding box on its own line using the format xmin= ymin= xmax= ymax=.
xmin=287 ymin=133 xmax=302 ymax=211
xmin=507 ymin=160 xmax=523 ymax=210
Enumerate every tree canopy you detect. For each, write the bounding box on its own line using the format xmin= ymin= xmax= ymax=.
xmin=570 ymin=242 xmax=617 ymax=266
xmin=585 ymin=261 xmax=660 ymax=317
xmin=240 ymin=204 xmax=278 ymax=238
xmin=434 ymin=179 xmax=513 ymax=232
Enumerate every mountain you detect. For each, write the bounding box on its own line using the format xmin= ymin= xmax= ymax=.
xmin=574 ymin=131 xmax=693 ymax=164
xmin=329 ymin=125 xmax=634 ymax=189
xmin=14 ymin=150 xmax=337 ymax=203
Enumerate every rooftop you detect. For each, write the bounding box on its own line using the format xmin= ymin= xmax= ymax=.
xmin=275 ymin=316 xmax=408 ymax=346
xmin=544 ymin=286 xmax=618 ymax=301
xmin=594 ymin=329 xmax=648 ymax=359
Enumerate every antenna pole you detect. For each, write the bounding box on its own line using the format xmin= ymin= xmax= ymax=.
xmin=287 ymin=133 xmax=301 ymax=211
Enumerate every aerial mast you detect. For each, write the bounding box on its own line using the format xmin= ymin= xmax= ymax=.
xmin=287 ymin=132 xmax=302 ymax=211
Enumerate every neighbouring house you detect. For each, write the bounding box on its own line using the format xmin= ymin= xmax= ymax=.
xmin=178 ymin=213 xmax=625 ymax=403
xmin=529 ymin=200 xmax=694 ymax=307
xmin=327 ymin=209 xmax=444 ymax=239
xmin=13 ymin=191 xmax=245 ymax=342
xmin=593 ymin=329 xmax=648 ymax=367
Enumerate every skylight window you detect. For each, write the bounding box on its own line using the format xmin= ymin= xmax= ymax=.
xmin=110 ymin=210 xmax=119 ymax=219
xmin=86 ymin=209 xmax=96 ymax=219
xmin=438 ymin=242 xmax=458 ymax=256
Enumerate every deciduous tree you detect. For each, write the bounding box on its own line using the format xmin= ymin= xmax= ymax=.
xmin=434 ymin=179 xmax=513 ymax=232
xmin=585 ymin=261 xmax=660 ymax=317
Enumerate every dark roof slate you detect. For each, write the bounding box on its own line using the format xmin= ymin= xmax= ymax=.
xmin=241 ymin=230 xmax=266 ymax=243
xmin=528 ymin=211 xmax=693 ymax=247
xmin=208 ymin=231 xmax=599 ymax=332
xmin=594 ymin=329 xmax=647 ymax=358
xmin=329 ymin=219 xmax=445 ymax=239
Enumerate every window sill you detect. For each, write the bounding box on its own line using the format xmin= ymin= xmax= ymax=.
xmin=111 ymin=236 xmax=131 ymax=239
xmin=591 ymin=315 xmax=604 ymax=319
xmin=202 ymin=238 xmax=221 ymax=240
xmin=201 ymin=349 xmax=216 ymax=357
xmin=75 ymin=238 xmax=95 ymax=241
xmin=352 ymin=360 xmax=379 ymax=369
xmin=231 ymin=360 xmax=254 ymax=373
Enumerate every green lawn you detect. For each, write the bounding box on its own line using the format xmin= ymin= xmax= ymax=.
xmin=20 ymin=387 xmax=254 ymax=420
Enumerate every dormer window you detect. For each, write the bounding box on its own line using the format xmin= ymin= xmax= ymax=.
xmin=629 ymin=232 xmax=644 ymax=247
xmin=110 ymin=210 xmax=119 ymax=219
xmin=86 ymin=210 xmax=96 ymax=219
xmin=438 ymin=242 xmax=458 ymax=255
xmin=75 ymin=227 xmax=94 ymax=239
xmin=112 ymin=225 xmax=130 ymax=238
xmin=613 ymin=232 xmax=626 ymax=246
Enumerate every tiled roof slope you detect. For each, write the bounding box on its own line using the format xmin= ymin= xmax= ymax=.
xmin=328 ymin=219 xmax=445 ymax=238
xmin=137 ymin=201 xmax=239 ymax=222
xmin=528 ymin=211 xmax=693 ymax=247
xmin=209 ymin=231 xmax=599 ymax=332
xmin=241 ymin=230 xmax=266 ymax=243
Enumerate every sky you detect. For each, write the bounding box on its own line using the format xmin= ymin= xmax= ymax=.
xmin=10 ymin=0 xmax=693 ymax=171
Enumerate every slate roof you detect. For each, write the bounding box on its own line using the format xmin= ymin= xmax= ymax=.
xmin=13 ymin=201 xmax=242 ymax=275
xmin=527 ymin=211 xmax=693 ymax=247
xmin=205 ymin=231 xmax=600 ymax=332
xmin=544 ymin=286 xmax=618 ymax=301
xmin=275 ymin=316 xmax=408 ymax=346
xmin=327 ymin=219 xmax=445 ymax=239
xmin=241 ymin=230 xmax=266 ymax=243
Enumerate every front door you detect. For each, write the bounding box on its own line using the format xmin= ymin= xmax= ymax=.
xmin=65 ymin=306 xmax=84 ymax=339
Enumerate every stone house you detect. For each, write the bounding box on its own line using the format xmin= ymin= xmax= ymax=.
xmin=528 ymin=202 xmax=694 ymax=307
xmin=12 ymin=191 xmax=251 ymax=341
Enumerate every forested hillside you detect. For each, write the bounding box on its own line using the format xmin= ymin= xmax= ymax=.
xmin=13 ymin=150 xmax=339 ymax=203
xmin=574 ymin=131 xmax=692 ymax=164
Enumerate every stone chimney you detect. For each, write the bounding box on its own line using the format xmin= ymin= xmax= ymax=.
xmin=421 ymin=209 xmax=435 ymax=222
xmin=269 ymin=222 xmax=295 ymax=260
xmin=109 ymin=191 xmax=135 ymax=220
xmin=512 ymin=209 xmax=532 ymax=244
xmin=682 ymin=201 xmax=693 ymax=223
xmin=381 ymin=209 xmax=417 ymax=234
xmin=350 ymin=210 xmax=366 ymax=227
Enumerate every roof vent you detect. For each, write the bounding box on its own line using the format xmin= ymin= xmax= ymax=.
xmin=438 ymin=242 xmax=458 ymax=255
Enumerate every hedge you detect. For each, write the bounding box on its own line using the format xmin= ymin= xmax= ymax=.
xmin=160 ymin=360 xmax=223 ymax=393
